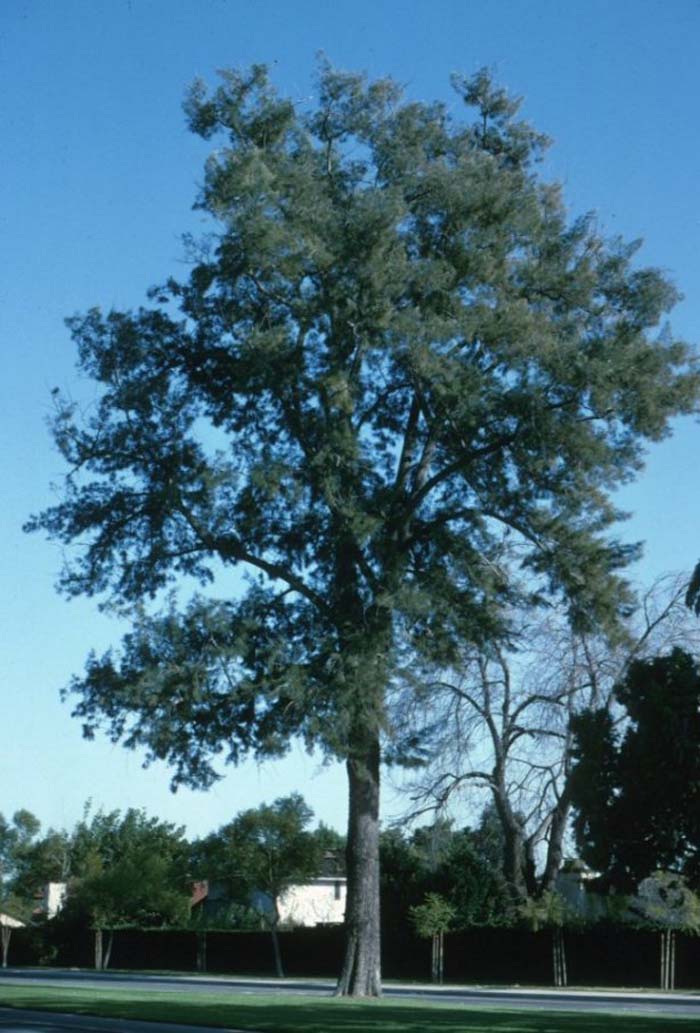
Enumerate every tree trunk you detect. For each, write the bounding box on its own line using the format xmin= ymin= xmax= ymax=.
xmin=270 ymin=921 xmax=284 ymax=979
xmin=552 ymin=927 xmax=567 ymax=987
xmin=540 ymin=793 xmax=571 ymax=894
xmin=335 ymin=735 xmax=381 ymax=997
xmin=94 ymin=928 xmax=103 ymax=971
xmin=439 ymin=930 xmax=445 ymax=984
xmin=660 ymin=929 xmax=675 ymax=990
xmin=1 ymin=926 xmax=10 ymax=968
xmin=494 ymin=791 xmax=530 ymax=900
xmin=432 ymin=930 xmax=445 ymax=984
xmin=103 ymin=930 xmax=114 ymax=970
xmin=196 ymin=930 xmax=207 ymax=972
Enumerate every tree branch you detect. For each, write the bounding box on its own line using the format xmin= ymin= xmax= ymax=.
xmin=177 ymin=502 xmax=330 ymax=614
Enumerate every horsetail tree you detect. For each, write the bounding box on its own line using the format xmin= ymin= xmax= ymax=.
xmin=27 ymin=62 xmax=697 ymax=995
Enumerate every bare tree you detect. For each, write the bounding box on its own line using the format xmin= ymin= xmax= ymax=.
xmin=394 ymin=574 xmax=699 ymax=901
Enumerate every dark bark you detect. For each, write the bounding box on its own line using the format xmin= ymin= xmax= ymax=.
xmin=335 ymin=735 xmax=382 ymax=996
xmin=196 ymin=930 xmax=207 ymax=972
xmin=431 ymin=931 xmax=445 ymax=984
xmin=1 ymin=926 xmax=10 ymax=968
xmin=94 ymin=928 xmax=103 ymax=971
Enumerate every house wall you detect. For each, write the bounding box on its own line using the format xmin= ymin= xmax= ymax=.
xmin=277 ymin=877 xmax=347 ymax=927
xmin=42 ymin=882 xmax=68 ymax=918
xmin=555 ymin=870 xmax=606 ymax=921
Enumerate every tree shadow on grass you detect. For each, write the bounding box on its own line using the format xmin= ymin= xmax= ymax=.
xmin=0 ymin=989 xmax=697 ymax=1033
xmin=177 ymin=1001 xmax=700 ymax=1033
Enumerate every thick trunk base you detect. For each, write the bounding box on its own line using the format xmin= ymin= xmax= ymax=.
xmin=335 ymin=928 xmax=382 ymax=997
xmin=335 ymin=740 xmax=382 ymax=997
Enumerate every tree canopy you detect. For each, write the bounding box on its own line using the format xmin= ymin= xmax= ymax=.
xmin=59 ymin=807 xmax=190 ymax=970
xmin=193 ymin=792 xmax=329 ymax=977
xmin=380 ymin=810 xmax=512 ymax=937
xmin=27 ymin=61 xmax=698 ymax=994
xmin=0 ymin=810 xmax=41 ymax=892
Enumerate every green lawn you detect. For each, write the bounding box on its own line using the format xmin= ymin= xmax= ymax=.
xmin=0 ymin=983 xmax=698 ymax=1033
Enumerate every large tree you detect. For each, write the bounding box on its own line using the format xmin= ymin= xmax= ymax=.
xmin=27 ymin=63 xmax=697 ymax=995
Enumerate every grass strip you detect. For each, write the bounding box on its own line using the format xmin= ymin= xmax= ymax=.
xmin=0 ymin=983 xmax=698 ymax=1033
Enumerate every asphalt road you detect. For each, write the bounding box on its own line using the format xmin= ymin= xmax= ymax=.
xmin=2 ymin=967 xmax=700 ymax=1019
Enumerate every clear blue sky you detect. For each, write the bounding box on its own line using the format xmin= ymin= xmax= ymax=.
xmin=1 ymin=0 xmax=698 ymax=841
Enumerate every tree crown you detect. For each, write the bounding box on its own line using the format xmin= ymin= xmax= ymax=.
xmin=26 ymin=62 xmax=698 ymax=786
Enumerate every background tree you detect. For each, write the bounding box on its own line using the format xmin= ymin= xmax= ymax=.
xmin=628 ymin=872 xmax=700 ymax=990
xmin=0 ymin=809 xmax=41 ymax=893
xmin=0 ymin=814 xmax=35 ymax=971
xmin=570 ymin=647 xmax=700 ymax=890
xmin=59 ymin=807 xmax=190 ymax=970
xmin=519 ymin=890 xmax=573 ymax=987
xmin=432 ymin=820 xmax=513 ymax=929
xmin=380 ymin=810 xmax=513 ymax=940
xmin=193 ymin=793 xmax=326 ymax=978
xmin=409 ymin=892 xmax=455 ymax=984
xmin=398 ymin=576 xmax=699 ymax=903
xmin=27 ymin=61 xmax=698 ymax=995
xmin=0 ymin=808 xmax=74 ymax=950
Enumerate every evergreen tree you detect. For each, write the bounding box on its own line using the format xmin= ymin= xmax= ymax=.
xmin=570 ymin=648 xmax=700 ymax=888
xmin=27 ymin=62 xmax=698 ymax=995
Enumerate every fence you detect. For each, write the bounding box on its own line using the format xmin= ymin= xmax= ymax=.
xmin=7 ymin=923 xmax=700 ymax=988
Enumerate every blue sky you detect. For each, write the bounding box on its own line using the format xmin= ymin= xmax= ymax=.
xmin=1 ymin=0 xmax=698 ymax=841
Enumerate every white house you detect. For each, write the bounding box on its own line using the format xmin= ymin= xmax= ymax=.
xmin=193 ymin=851 xmax=348 ymax=928
xmin=255 ymin=874 xmax=347 ymax=927
xmin=554 ymin=862 xmax=606 ymax=921
xmin=37 ymin=881 xmax=68 ymax=918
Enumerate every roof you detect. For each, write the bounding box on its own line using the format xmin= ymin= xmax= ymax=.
xmin=0 ymin=912 xmax=26 ymax=929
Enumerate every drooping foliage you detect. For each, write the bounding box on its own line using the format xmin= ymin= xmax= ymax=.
xmin=27 ymin=61 xmax=698 ymax=993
